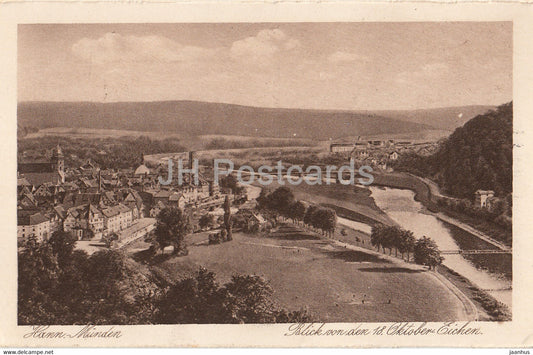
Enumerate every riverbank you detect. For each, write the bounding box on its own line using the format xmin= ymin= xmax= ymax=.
xmin=374 ymin=172 xmax=511 ymax=247
xmin=437 ymin=265 xmax=511 ymax=321
xmin=372 ymin=172 xmax=439 ymax=211
xmin=369 ymin=185 xmax=511 ymax=311
xmin=321 ymin=212 xmax=510 ymax=321
xmin=248 ymin=176 xmax=511 ymax=318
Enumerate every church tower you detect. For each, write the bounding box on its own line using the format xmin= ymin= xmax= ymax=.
xmin=51 ymin=144 xmax=65 ymax=183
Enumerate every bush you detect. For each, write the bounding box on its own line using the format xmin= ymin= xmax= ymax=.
xmin=155 ymin=268 xmax=313 ymax=324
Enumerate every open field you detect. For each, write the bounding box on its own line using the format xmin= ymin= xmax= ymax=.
xmin=133 ymin=226 xmax=471 ymax=322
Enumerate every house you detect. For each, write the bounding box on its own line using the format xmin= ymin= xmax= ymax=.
xmin=18 ymin=192 xmax=38 ymax=210
xmin=17 ymin=177 xmax=32 ymax=192
xmin=101 ymin=205 xmax=122 ymax=234
xmin=237 ymin=210 xmax=268 ymax=232
xmin=63 ymin=204 xmax=104 ymax=240
xmin=18 ymin=211 xmax=51 ymax=242
xmin=368 ymin=140 xmax=385 ymax=147
xmin=42 ymin=206 xmax=66 ymax=234
xmin=33 ymin=183 xmax=53 ymax=199
xmin=100 ymin=203 xmax=133 ymax=235
xmin=62 ymin=192 xmax=102 ymax=208
xmin=78 ymin=178 xmax=99 ymax=193
xmin=169 ymin=192 xmax=185 ymax=208
xmin=78 ymin=159 xmax=99 ymax=177
xmin=116 ymin=204 xmax=133 ymax=230
xmin=354 ymin=142 xmax=368 ymax=150
xmin=180 ymin=185 xmax=199 ymax=203
xmin=153 ymin=189 xmax=172 ymax=204
xmin=198 ymin=180 xmax=210 ymax=199
xmin=18 ymin=145 xmax=65 ymax=186
xmin=330 ymin=143 xmax=355 ymax=153
xmin=475 ymin=190 xmax=495 ymax=209
xmin=388 ymin=151 xmax=400 ymax=161
xmin=150 ymin=200 xmax=167 ymax=218
xmin=123 ymin=190 xmax=144 ymax=218
xmin=353 ymin=149 xmax=369 ymax=159
xmin=395 ymin=141 xmax=412 ymax=147
xmin=134 ymin=164 xmax=151 ymax=177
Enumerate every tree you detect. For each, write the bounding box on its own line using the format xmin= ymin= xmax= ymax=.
xmin=223 ymin=195 xmax=233 ymax=241
xmin=291 ymin=201 xmax=307 ymax=225
xmin=257 ymin=188 xmax=272 ymax=210
xmin=155 ymin=268 xmax=312 ymax=324
xmin=155 ymin=268 xmax=229 ymax=324
xmin=102 ymin=232 xmax=119 ymax=248
xmin=304 ymin=205 xmax=319 ymax=229
xmin=268 ymin=187 xmax=295 ymax=218
xmin=154 ymin=207 xmax=190 ymax=254
xmin=18 ymin=235 xmax=61 ymax=324
xmin=370 ymin=224 xmax=386 ymax=252
xmin=199 ymin=213 xmax=215 ymax=230
xmin=414 ymin=236 xmax=444 ymax=270
xmin=381 ymin=226 xmax=399 ymax=255
xmin=220 ymin=175 xmax=245 ymax=195
xmin=47 ymin=230 xmax=78 ymax=266
xmin=318 ymin=208 xmax=337 ymax=237
xmin=398 ymin=230 xmax=416 ymax=261
xmin=223 ymin=274 xmax=276 ymax=323
xmin=393 ymin=102 xmax=512 ymax=199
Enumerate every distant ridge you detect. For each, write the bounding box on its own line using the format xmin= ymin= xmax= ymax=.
xmin=17 ymin=100 xmax=489 ymax=140
xmin=370 ymin=105 xmax=495 ymax=131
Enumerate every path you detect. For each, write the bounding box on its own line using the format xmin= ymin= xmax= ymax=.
xmin=410 ymin=174 xmax=510 ymax=251
xmin=433 ymin=213 xmax=510 ymax=251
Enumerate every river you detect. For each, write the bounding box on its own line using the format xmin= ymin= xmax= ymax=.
xmin=369 ymin=186 xmax=512 ymax=308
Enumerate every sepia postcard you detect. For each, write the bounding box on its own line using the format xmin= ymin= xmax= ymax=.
xmin=1 ymin=0 xmax=533 ymax=349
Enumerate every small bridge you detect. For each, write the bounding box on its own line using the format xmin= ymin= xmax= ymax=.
xmin=440 ymin=249 xmax=512 ymax=255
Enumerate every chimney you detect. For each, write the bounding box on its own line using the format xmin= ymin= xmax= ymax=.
xmin=98 ymin=169 xmax=102 ymax=193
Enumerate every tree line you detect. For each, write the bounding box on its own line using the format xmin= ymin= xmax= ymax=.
xmin=392 ymin=102 xmax=512 ymax=200
xmin=371 ymin=224 xmax=443 ymax=269
xmin=257 ymin=186 xmax=337 ymax=237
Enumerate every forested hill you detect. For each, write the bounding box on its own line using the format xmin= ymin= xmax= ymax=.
xmin=395 ymin=102 xmax=512 ymax=199
xmin=18 ymin=100 xmax=433 ymax=140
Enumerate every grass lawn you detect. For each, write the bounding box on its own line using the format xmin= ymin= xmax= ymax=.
xmin=143 ymin=226 xmax=469 ymax=322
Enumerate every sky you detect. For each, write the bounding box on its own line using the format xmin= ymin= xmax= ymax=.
xmin=18 ymin=22 xmax=512 ymax=110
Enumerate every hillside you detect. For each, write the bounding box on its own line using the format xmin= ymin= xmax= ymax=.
xmin=18 ymin=101 xmax=433 ymax=140
xmin=371 ymin=105 xmax=495 ymax=131
xmin=395 ymin=102 xmax=512 ymax=199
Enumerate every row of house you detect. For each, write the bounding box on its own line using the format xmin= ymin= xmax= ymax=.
xmin=18 ymin=201 xmax=137 ymax=242
xmin=17 ymin=148 xmax=231 ymax=244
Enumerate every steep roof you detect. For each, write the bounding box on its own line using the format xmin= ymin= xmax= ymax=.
xmin=18 ymin=212 xmax=49 ymax=226
xmin=23 ymin=172 xmax=62 ymax=187
xmin=134 ymin=164 xmax=151 ymax=176
xmin=17 ymin=177 xmax=32 ymax=186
